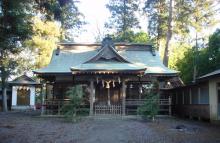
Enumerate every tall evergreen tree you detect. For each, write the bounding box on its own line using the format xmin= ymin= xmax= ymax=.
xmin=35 ymin=0 xmax=84 ymax=40
xmin=105 ymin=0 xmax=140 ymax=40
xmin=144 ymin=0 xmax=168 ymax=50
xmin=25 ymin=17 xmax=61 ymax=69
xmin=163 ymin=0 xmax=173 ymax=66
xmin=0 ymin=0 xmax=33 ymax=111
xmin=187 ymin=0 xmax=216 ymax=81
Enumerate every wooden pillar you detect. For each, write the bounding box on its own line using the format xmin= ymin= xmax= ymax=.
xmin=168 ymin=96 xmax=172 ymax=116
xmin=11 ymin=86 xmax=17 ymax=108
xmin=41 ymin=84 xmax=45 ymax=115
xmin=122 ymin=81 xmax=126 ymax=116
xmin=89 ymin=81 xmax=95 ymax=116
xmin=198 ymin=87 xmax=201 ymax=104
xmin=189 ymin=88 xmax=192 ymax=104
xmin=175 ymin=91 xmax=178 ymax=104
xmin=182 ymin=91 xmax=185 ymax=105
xmin=30 ymin=87 xmax=36 ymax=109
xmin=107 ymin=88 xmax=110 ymax=106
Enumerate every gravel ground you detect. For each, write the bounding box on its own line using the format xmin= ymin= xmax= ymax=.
xmin=0 ymin=111 xmax=220 ymax=143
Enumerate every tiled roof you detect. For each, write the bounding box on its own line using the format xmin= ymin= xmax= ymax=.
xmin=34 ymin=43 xmax=178 ymax=76
xmin=198 ymin=69 xmax=220 ymax=79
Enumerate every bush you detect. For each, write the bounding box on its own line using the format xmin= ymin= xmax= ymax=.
xmin=61 ymin=85 xmax=86 ymax=122
xmin=137 ymin=82 xmax=159 ymax=121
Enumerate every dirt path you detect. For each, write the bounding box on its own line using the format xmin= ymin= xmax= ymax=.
xmin=0 ymin=111 xmax=220 ymax=143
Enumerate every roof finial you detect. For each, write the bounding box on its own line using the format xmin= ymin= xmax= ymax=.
xmin=102 ymin=36 xmax=114 ymax=47
xmin=56 ymin=46 xmax=60 ymax=55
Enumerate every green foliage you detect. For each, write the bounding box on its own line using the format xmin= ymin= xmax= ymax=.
xmin=106 ymin=0 xmax=140 ymax=35
xmin=61 ymin=85 xmax=87 ymax=122
xmin=0 ymin=0 xmax=34 ymax=111
xmin=0 ymin=0 xmax=33 ymax=75
xmin=112 ymin=30 xmax=152 ymax=43
xmin=145 ymin=0 xmax=217 ymax=64
xmin=175 ymin=48 xmax=194 ymax=83
xmin=35 ymin=0 xmax=85 ymax=31
xmin=144 ymin=0 xmax=168 ymax=49
xmin=25 ymin=17 xmax=61 ymax=68
xmin=169 ymin=42 xmax=191 ymax=70
xmin=137 ymin=83 xmax=160 ymax=120
xmin=207 ymin=29 xmax=220 ymax=71
xmin=174 ymin=29 xmax=220 ymax=83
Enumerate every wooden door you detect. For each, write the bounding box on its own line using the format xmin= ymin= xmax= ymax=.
xmin=17 ymin=89 xmax=30 ymax=105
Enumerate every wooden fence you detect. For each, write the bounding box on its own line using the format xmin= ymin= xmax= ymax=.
xmin=125 ymin=98 xmax=172 ymax=115
xmin=125 ymin=99 xmax=171 ymax=106
xmin=94 ymin=105 xmax=122 ymax=116
xmin=42 ymin=98 xmax=172 ymax=116
xmin=43 ymin=99 xmax=71 ymax=115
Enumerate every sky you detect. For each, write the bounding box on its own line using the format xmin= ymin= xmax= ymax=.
xmin=75 ymin=0 xmax=220 ymax=43
xmin=75 ymin=0 xmax=111 ymax=42
xmin=75 ymin=0 xmax=147 ymax=43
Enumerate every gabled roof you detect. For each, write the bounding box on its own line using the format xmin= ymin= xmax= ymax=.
xmin=34 ymin=38 xmax=178 ymax=76
xmin=85 ymin=37 xmax=130 ymax=63
xmin=9 ymin=75 xmax=40 ymax=85
xmin=198 ymin=69 xmax=220 ymax=80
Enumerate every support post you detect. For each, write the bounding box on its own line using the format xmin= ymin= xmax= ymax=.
xmin=182 ymin=91 xmax=185 ymax=105
xmin=168 ymin=96 xmax=172 ymax=116
xmin=122 ymin=81 xmax=126 ymax=116
xmin=30 ymin=87 xmax=36 ymax=110
xmin=11 ymin=86 xmax=17 ymax=109
xmin=189 ymin=88 xmax=192 ymax=104
xmin=198 ymin=87 xmax=201 ymax=104
xmin=90 ymin=81 xmax=94 ymax=116
xmin=41 ymin=84 xmax=45 ymax=115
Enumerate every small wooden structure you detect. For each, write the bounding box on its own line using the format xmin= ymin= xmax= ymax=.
xmin=34 ymin=37 xmax=178 ymax=116
xmin=168 ymin=69 xmax=220 ymax=122
xmin=9 ymin=75 xmax=41 ymax=110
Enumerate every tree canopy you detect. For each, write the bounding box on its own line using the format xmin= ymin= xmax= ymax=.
xmin=106 ymin=0 xmax=140 ymax=37
xmin=174 ymin=29 xmax=220 ymax=83
xmin=0 ymin=0 xmax=34 ymax=111
xmin=35 ymin=0 xmax=85 ymax=40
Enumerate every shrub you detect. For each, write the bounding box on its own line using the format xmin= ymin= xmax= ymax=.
xmin=137 ymin=82 xmax=159 ymax=121
xmin=61 ymin=85 xmax=86 ymax=122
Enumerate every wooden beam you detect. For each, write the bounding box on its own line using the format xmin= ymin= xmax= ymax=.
xmin=122 ymin=81 xmax=126 ymax=116
xmin=89 ymin=81 xmax=95 ymax=116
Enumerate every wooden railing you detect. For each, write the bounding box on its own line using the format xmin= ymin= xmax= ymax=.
xmin=43 ymin=99 xmax=71 ymax=115
xmin=42 ymin=98 xmax=172 ymax=116
xmin=42 ymin=99 xmax=89 ymax=115
xmin=94 ymin=105 xmax=122 ymax=116
xmin=126 ymin=99 xmax=171 ymax=106
xmin=125 ymin=98 xmax=172 ymax=115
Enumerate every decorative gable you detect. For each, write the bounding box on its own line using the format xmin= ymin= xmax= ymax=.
xmin=85 ymin=37 xmax=130 ymax=63
xmin=10 ymin=74 xmax=39 ymax=85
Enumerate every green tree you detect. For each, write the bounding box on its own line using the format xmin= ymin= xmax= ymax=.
xmin=137 ymin=82 xmax=160 ymax=121
xmin=175 ymin=29 xmax=220 ymax=83
xmin=25 ymin=17 xmax=61 ymax=68
xmin=35 ymin=0 xmax=85 ymax=40
xmin=144 ymin=0 xmax=218 ymax=68
xmin=61 ymin=85 xmax=84 ymax=122
xmin=112 ymin=30 xmax=152 ymax=43
xmin=163 ymin=0 xmax=173 ymax=67
xmin=144 ymin=0 xmax=168 ymax=50
xmin=205 ymin=29 xmax=220 ymax=73
xmin=106 ymin=0 xmax=140 ymax=39
xmin=0 ymin=0 xmax=33 ymax=111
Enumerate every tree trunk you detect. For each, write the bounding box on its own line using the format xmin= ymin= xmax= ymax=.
xmin=2 ymin=86 xmax=8 ymax=112
xmin=163 ymin=0 xmax=173 ymax=67
xmin=1 ymin=67 xmax=8 ymax=112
